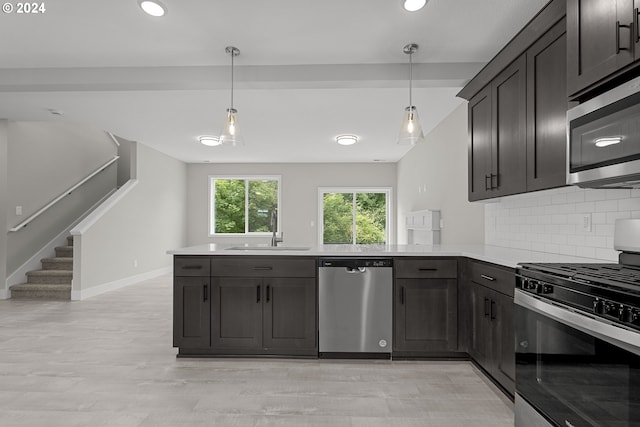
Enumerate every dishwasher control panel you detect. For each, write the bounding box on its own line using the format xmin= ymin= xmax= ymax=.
xmin=319 ymin=258 xmax=393 ymax=268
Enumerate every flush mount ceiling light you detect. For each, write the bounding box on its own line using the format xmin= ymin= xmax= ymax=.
xmin=336 ymin=134 xmax=359 ymax=146
xmin=199 ymin=135 xmax=221 ymax=147
xmin=219 ymin=46 xmax=244 ymax=146
xmin=138 ymin=0 xmax=166 ymax=17
xmin=402 ymin=0 xmax=428 ymax=12
xmin=595 ymin=136 xmax=623 ymax=147
xmin=397 ymin=43 xmax=424 ymax=146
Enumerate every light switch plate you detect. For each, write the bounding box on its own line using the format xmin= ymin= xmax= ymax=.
xmin=15 ymin=206 xmax=22 ymax=216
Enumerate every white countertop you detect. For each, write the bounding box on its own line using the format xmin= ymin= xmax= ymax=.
xmin=168 ymin=243 xmax=614 ymax=269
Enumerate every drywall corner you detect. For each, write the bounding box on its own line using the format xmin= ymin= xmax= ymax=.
xmin=0 ymin=119 xmax=8 ymax=299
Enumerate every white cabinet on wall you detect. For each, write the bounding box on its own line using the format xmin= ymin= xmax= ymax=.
xmin=405 ymin=210 xmax=441 ymax=244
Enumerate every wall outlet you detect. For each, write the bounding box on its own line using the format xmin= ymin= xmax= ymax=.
xmin=133 ymin=259 xmax=138 ymax=268
xmin=582 ymin=213 xmax=592 ymax=232
xmin=15 ymin=206 xmax=22 ymax=216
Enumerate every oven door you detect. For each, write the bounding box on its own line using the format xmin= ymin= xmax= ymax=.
xmin=514 ymin=290 xmax=640 ymax=427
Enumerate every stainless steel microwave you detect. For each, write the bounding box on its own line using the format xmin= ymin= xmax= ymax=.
xmin=567 ymin=75 xmax=640 ymax=188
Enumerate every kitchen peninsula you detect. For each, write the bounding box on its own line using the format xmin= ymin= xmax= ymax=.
xmin=169 ymin=243 xmax=606 ymax=396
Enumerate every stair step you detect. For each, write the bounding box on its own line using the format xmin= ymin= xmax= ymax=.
xmin=41 ymin=257 xmax=73 ymax=271
xmin=26 ymin=270 xmax=72 ymax=285
xmin=55 ymin=246 xmax=73 ymax=257
xmin=11 ymin=283 xmax=71 ymax=300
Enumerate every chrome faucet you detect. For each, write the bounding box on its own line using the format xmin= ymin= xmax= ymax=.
xmin=270 ymin=209 xmax=283 ymax=247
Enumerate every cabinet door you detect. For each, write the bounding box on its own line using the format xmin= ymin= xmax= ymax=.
xmin=567 ymin=0 xmax=635 ymax=97
xmin=394 ymin=278 xmax=457 ymax=352
xmin=492 ymin=55 xmax=527 ymax=197
xmin=491 ymin=291 xmax=516 ymax=395
xmin=468 ymin=283 xmax=492 ymax=369
xmin=468 ymin=85 xmax=493 ymax=201
xmin=173 ymin=277 xmax=211 ymax=349
xmin=262 ymin=277 xmax=317 ymax=353
xmin=526 ymin=20 xmax=568 ymax=192
xmin=211 ymin=277 xmax=263 ymax=350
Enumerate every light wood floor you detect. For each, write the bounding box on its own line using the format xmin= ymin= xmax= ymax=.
xmin=0 ymin=274 xmax=514 ymax=426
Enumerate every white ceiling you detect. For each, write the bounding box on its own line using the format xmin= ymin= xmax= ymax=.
xmin=0 ymin=0 xmax=549 ymax=163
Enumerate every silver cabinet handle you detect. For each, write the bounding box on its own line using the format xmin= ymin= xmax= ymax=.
xmin=481 ymin=274 xmax=495 ymax=281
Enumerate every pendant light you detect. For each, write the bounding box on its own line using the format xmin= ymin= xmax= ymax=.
xmin=397 ymin=43 xmax=424 ymax=145
xmin=219 ymin=46 xmax=243 ymax=146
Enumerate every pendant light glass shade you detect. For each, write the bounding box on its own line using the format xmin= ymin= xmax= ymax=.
xmin=219 ymin=108 xmax=242 ymax=146
xmin=398 ymin=106 xmax=424 ymax=145
xmin=219 ymin=46 xmax=244 ymax=146
xmin=397 ymin=43 xmax=424 ymax=146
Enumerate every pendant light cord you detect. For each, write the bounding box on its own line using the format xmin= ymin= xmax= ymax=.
xmin=230 ymin=51 xmax=234 ymax=110
xmin=409 ymin=50 xmax=413 ymax=109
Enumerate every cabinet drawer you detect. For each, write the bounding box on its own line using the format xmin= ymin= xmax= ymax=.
xmin=394 ymin=258 xmax=457 ymax=279
xmin=211 ymin=257 xmax=316 ymax=278
xmin=469 ymin=261 xmax=514 ymax=297
xmin=174 ymin=256 xmax=210 ymax=276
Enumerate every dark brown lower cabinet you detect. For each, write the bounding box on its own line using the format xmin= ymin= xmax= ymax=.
xmin=173 ymin=276 xmax=211 ymax=349
xmin=462 ymin=261 xmax=515 ymax=395
xmin=394 ymin=278 xmax=457 ymax=352
xmin=263 ymin=278 xmax=317 ymax=351
xmin=393 ymin=258 xmax=459 ymax=356
xmin=211 ymin=277 xmax=262 ymax=350
xmin=211 ymin=276 xmax=317 ymax=355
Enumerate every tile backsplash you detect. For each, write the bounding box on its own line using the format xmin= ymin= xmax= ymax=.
xmin=485 ymin=186 xmax=640 ymax=262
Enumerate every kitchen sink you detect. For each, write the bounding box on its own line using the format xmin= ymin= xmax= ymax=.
xmin=226 ymin=246 xmax=311 ymax=251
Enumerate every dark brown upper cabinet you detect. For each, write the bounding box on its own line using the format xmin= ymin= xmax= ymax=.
xmin=567 ymin=0 xmax=640 ymax=100
xmin=468 ymin=57 xmax=527 ymax=202
xmin=468 ymin=86 xmax=493 ymax=201
xmin=461 ymin=0 xmax=567 ymax=201
xmin=527 ymin=19 xmax=568 ymax=191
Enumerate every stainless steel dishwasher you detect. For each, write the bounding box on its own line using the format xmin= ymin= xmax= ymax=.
xmin=318 ymin=258 xmax=393 ymax=357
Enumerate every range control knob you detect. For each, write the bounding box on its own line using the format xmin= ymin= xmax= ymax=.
xmin=593 ymin=299 xmax=604 ymax=315
xmin=619 ymin=306 xmax=630 ymax=322
xmin=630 ymin=309 xmax=640 ymax=325
xmin=540 ymin=284 xmax=553 ymax=295
xmin=603 ymin=302 xmax=618 ymax=316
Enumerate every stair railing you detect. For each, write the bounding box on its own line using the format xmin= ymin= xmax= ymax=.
xmin=8 ymin=155 xmax=119 ymax=232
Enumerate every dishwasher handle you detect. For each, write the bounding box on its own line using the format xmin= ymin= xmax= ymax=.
xmin=345 ymin=267 xmax=367 ymax=273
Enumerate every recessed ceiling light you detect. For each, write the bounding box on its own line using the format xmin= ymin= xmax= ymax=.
xmin=138 ymin=0 xmax=166 ymax=17
xmin=402 ymin=0 xmax=427 ymax=12
xmin=336 ymin=134 xmax=359 ymax=146
xmin=199 ymin=135 xmax=221 ymax=147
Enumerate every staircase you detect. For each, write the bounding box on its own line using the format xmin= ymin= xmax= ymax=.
xmin=11 ymin=236 xmax=73 ymax=300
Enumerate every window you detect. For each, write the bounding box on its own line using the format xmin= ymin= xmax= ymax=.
xmin=319 ymin=188 xmax=391 ymax=244
xmin=209 ymin=176 xmax=280 ymax=235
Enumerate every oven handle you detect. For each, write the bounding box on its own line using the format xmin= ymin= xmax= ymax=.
xmin=515 ymin=289 xmax=640 ymax=356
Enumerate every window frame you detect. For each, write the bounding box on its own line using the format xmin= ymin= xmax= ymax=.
xmin=208 ymin=175 xmax=282 ymax=236
xmin=317 ymin=187 xmax=393 ymax=245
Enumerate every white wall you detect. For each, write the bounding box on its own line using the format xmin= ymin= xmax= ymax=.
xmin=187 ymin=163 xmax=397 ymax=246
xmin=0 ymin=120 xmax=8 ymax=298
xmin=396 ymin=104 xmax=484 ymax=245
xmin=485 ymin=185 xmax=640 ymax=261
xmin=6 ymin=121 xmax=118 ymax=273
xmin=73 ymin=142 xmax=187 ymax=298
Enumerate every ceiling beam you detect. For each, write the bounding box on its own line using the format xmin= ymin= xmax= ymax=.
xmin=0 ymin=62 xmax=484 ymax=92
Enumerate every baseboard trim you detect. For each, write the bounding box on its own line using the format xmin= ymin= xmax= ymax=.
xmin=71 ymin=266 xmax=171 ymax=301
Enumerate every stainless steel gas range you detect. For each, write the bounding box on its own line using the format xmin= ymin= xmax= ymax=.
xmin=514 ymin=219 xmax=640 ymax=427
